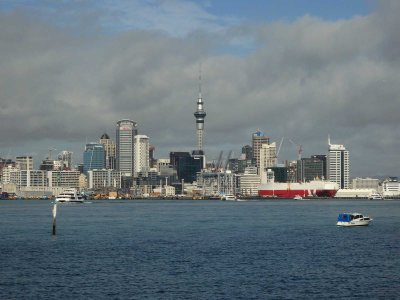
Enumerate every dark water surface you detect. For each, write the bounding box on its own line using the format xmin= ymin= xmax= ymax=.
xmin=1 ymin=199 xmax=399 ymax=299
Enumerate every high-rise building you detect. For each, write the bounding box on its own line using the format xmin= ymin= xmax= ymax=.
xmin=242 ymin=145 xmax=253 ymax=161
xmin=259 ymin=142 xmax=277 ymax=173
xmin=83 ymin=143 xmax=106 ymax=173
xmin=297 ymin=155 xmax=327 ymax=182
xmin=327 ymin=139 xmax=349 ymax=189
xmin=252 ymin=130 xmax=269 ymax=169
xmin=133 ymin=135 xmax=150 ymax=177
xmin=99 ymin=133 xmax=116 ymax=169
xmin=16 ymin=156 xmax=33 ymax=171
xmin=116 ymin=119 xmax=137 ymax=177
xmin=193 ymin=70 xmax=206 ymax=153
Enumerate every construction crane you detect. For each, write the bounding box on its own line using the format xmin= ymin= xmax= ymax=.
xmin=224 ymin=150 xmax=232 ymax=171
xmin=215 ymin=150 xmax=223 ymax=171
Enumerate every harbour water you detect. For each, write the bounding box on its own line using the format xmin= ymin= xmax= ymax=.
xmin=1 ymin=199 xmax=399 ymax=299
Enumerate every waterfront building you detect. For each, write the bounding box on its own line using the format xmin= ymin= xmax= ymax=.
xmin=116 ymin=119 xmax=137 ymax=177
xmin=351 ymin=177 xmax=379 ymax=190
xmin=87 ymin=169 xmax=121 ymax=189
xmin=238 ymin=167 xmax=260 ymax=196
xmin=16 ymin=156 xmax=33 ymax=171
xmin=252 ymin=130 xmax=269 ymax=169
xmin=83 ymin=143 xmax=106 ymax=174
xmin=9 ymin=170 xmax=47 ymax=188
xmin=327 ymin=139 xmax=350 ymax=189
xmin=382 ymin=177 xmax=400 ymax=197
xmin=297 ymin=155 xmax=326 ymax=182
xmin=170 ymin=152 xmax=203 ymax=184
xmin=2 ymin=165 xmax=19 ymax=184
xmin=196 ymin=170 xmax=237 ymax=197
xmin=99 ymin=133 xmax=116 ymax=170
xmin=133 ymin=135 xmax=150 ymax=177
xmin=47 ymin=171 xmax=80 ymax=188
xmin=259 ymin=142 xmax=277 ymax=173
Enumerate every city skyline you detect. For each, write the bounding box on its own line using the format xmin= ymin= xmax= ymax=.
xmin=0 ymin=0 xmax=399 ymax=178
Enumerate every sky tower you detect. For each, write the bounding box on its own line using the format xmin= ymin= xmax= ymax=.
xmin=194 ymin=68 xmax=206 ymax=153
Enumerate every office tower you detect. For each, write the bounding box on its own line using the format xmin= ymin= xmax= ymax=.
xmin=252 ymin=130 xmax=269 ymax=169
xmin=16 ymin=156 xmax=33 ymax=171
xmin=83 ymin=143 xmax=106 ymax=173
xmin=242 ymin=145 xmax=253 ymax=161
xmin=259 ymin=142 xmax=277 ymax=172
xmin=170 ymin=152 xmax=202 ymax=183
xmin=149 ymin=145 xmax=156 ymax=168
xmin=133 ymin=135 xmax=150 ymax=177
xmin=193 ymin=70 xmax=206 ymax=153
xmin=116 ymin=119 xmax=137 ymax=177
xmin=297 ymin=155 xmax=327 ymax=182
xmin=99 ymin=133 xmax=116 ymax=169
xmin=327 ymin=138 xmax=349 ymax=189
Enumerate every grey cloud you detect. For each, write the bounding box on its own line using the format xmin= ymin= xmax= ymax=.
xmin=0 ymin=2 xmax=399 ymax=177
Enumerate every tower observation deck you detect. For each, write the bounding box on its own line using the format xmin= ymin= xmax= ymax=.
xmin=194 ymin=71 xmax=206 ymax=153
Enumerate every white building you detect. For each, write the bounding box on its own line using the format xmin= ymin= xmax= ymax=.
xmin=16 ymin=156 xmax=33 ymax=171
xmin=2 ymin=165 xmax=19 ymax=184
xmin=116 ymin=119 xmax=137 ymax=177
xmin=259 ymin=142 xmax=277 ymax=173
xmin=382 ymin=177 xmax=400 ymax=197
xmin=88 ymin=169 xmax=121 ymax=189
xmin=47 ymin=170 xmax=80 ymax=188
xmin=196 ymin=170 xmax=237 ymax=196
xmin=9 ymin=170 xmax=47 ymax=188
xmin=134 ymin=135 xmax=150 ymax=177
xmin=327 ymin=139 xmax=349 ymax=189
xmin=238 ymin=167 xmax=260 ymax=196
xmin=352 ymin=177 xmax=379 ymax=190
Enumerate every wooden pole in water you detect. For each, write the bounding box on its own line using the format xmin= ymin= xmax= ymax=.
xmin=52 ymin=203 xmax=57 ymax=235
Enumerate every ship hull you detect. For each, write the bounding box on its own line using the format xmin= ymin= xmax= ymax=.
xmin=258 ymin=181 xmax=338 ymax=199
xmin=258 ymin=189 xmax=337 ymax=198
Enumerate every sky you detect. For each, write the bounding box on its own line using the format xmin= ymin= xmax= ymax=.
xmin=0 ymin=0 xmax=399 ymax=178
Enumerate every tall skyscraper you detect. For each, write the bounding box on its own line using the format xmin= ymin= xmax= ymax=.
xmin=83 ymin=143 xmax=106 ymax=173
xmin=99 ymin=133 xmax=116 ymax=170
xmin=252 ymin=130 xmax=269 ymax=169
xmin=133 ymin=135 xmax=150 ymax=177
xmin=327 ymin=138 xmax=349 ymax=189
xmin=194 ymin=69 xmax=206 ymax=153
xmin=116 ymin=119 xmax=137 ymax=177
xmin=259 ymin=142 xmax=277 ymax=172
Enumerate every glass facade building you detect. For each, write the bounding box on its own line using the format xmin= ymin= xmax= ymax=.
xmin=83 ymin=143 xmax=106 ymax=174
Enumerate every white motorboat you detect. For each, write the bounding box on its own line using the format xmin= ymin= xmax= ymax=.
xmin=221 ymin=194 xmax=237 ymax=201
xmin=368 ymin=193 xmax=384 ymax=200
xmin=293 ymin=195 xmax=303 ymax=200
xmin=336 ymin=213 xmax=372 ymax=227
xmin=55 ymin=189 xmax=85 ymax=203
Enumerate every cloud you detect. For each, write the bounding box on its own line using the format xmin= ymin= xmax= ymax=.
xmin=0 ymin=1 xmax=399 ymax=177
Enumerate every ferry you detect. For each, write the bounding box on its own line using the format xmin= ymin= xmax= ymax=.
xmin=336 ymin=213 xmax=372 ymax=227
xmin=55 ymin=188 xmax=85 ymax=203
xmin=220 ymin=194 xmax=237 ymax=201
